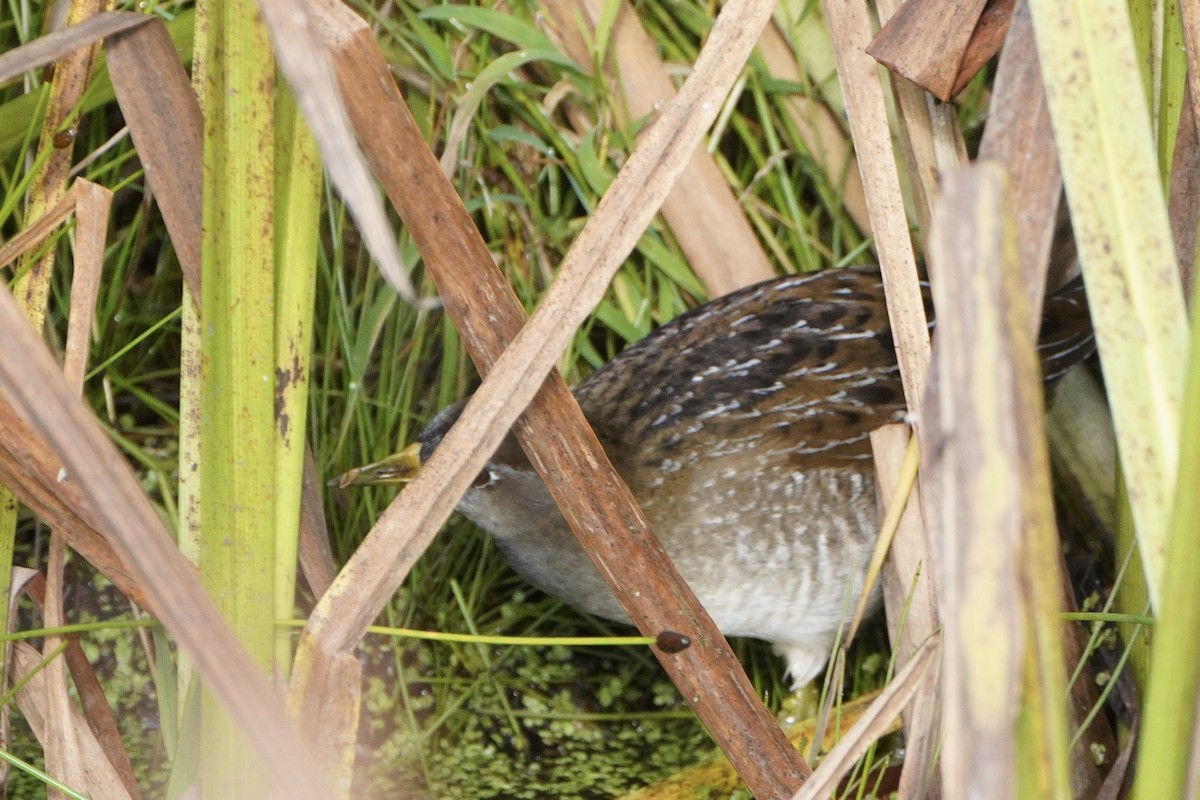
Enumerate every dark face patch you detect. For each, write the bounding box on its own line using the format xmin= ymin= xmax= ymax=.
xmin=417 ymin=398 xmax=530 ymax=474
xmin=418 ymin=400 xmax=469 ymax=463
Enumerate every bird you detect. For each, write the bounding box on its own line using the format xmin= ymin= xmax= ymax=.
xmin=336 ymin=265 xmax=1093 ymax=686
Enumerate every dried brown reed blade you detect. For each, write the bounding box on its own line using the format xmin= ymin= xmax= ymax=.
xmin=44 ymin=172 xmax=112 ymax=798
xmin=1180 ymin=0 xmax=1200 ymax=260
xmin=22 ymin=572 xmax=143 ymax=799
xmin=847 ymin=431 xmax=918 ymax=647
xmin=0 ymin=179 xmax=148 ymax=609
xmin=63 ymin=181 xmax=111 ymax=392
xmin=1170 ymin=80 xmax=1199 ymax=303
xmin=927 ymin=165 xmax=1026 ymax=799
xmin=950 ymin=0 xmax=1017 ymax=98
xmin=928 ymin=163 xmax=1072 ymax=800
xmin=822 ymin=0 xmax=930 ymax=406
xmin=10 ymin=642 xmax=132 ymax=799
xmin=299 ymin=447 xmax=337 ymax=599
xmin=977 ymin=0 xmax=1060 ymax=324
xmin=256 ymin=0 xmax=416 ymax=304
xmin=539 ymin=0 xmax=776 ymax=294
xmin=1095 ymin=732 xmax=1137 ymax=800
xmin=0 ymin=399 xmax=145 ymax=606
xmin=792 ymin=634 xmax=942 ymax=800
xmin=106 ymin=19 xmax=202 ymax=297
xmin=0 ymin=566 xmax=42 ymax=787
xmin=871 ymin=423 xmax=942 ymax=797
xmin=44 ymin=509 xmax=84 ymax=795
xmin=870 ymin=0 xmax=971 ymax=244
xmin=305 ymin=651 xmax=362 ymax=795
xmin=872 ymin=427 xmax=933 ymax=669
xmin=868 ymin=0 xmax=986 ymax=100
xmin=867 ymin=0 xmax=1014 ymax=102
xmin=290 ymin=2 xmax=811 ymax=796
xmin=0 ymin=13 xmax=144 ymax=88
xmin=0 ymin=192 xmax=75 ymax=270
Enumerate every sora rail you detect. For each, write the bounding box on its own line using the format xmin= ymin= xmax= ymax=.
xmin=339 ymin=265 xmax=1093 ymax=685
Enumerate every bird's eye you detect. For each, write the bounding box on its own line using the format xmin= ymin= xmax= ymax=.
xmin=471 ymin=469 xmax=493 ymax=488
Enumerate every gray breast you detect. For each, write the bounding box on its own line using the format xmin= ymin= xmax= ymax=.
xmin=459 ymin=455 xmax=881 ymax=653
